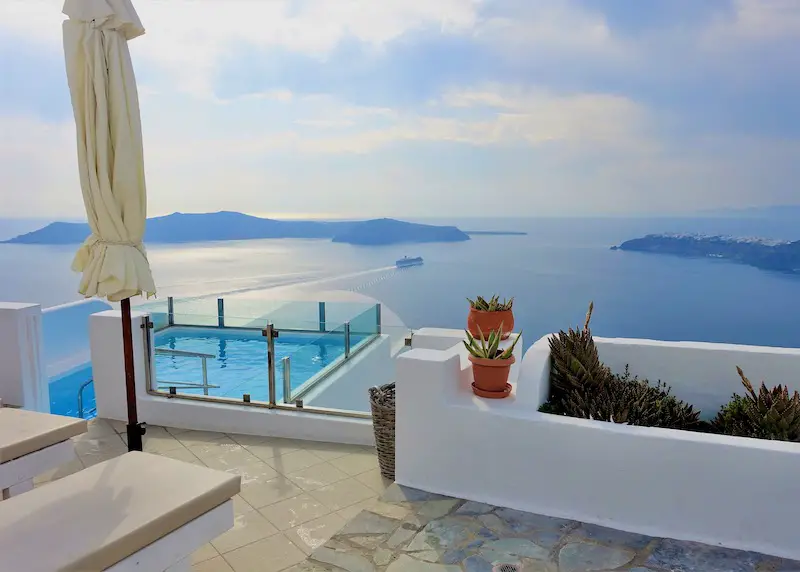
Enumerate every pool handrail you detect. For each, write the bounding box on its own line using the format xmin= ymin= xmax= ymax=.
xmin=155 ymin=348 xmax=216 ymax=395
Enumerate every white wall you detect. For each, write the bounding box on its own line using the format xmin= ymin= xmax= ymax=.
xmin=42 ymin=299 xmax=112 ymax=378
xmin=594 ymin=337 xmax=800 ymax=419
xmin=303 ymin=335 xmax=393 ymax=412
xmin=89 ymin=310 xmax=374 ymax=445
xmin=395 ymin=331 xmax=800 ymax=560
xmin=0 ymin=302 xmax=48 ymax=411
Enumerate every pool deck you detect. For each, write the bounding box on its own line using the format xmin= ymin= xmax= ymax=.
xmin=39 ymin=418 xmax=800 ymax=572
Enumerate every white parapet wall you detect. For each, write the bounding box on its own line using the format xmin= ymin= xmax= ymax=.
xmin=395 ymin=331 xmax=800 ymax=560
xmin=90 ymin=310 xmax=374 ymax=445
xmin=0 ymin=303 xmax=48 ymax=412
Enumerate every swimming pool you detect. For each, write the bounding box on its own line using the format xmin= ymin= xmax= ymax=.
xmin=154 ymin=327 xmax=368 ymax=402
xmin=48 ymin=326 xmax=371 ymax=418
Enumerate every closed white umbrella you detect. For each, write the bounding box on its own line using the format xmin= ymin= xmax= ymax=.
xmin=62 ymin=0 xmax=155 ymax=451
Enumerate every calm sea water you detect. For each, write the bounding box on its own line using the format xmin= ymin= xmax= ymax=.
xmin=3 ymin=216 xmax=800 ymax=348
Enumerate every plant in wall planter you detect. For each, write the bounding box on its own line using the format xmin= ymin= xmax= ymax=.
xmin=464 ymin=326 xmax=522 ymax=399
xmin=467 ymin=295 xmax=514 ymax=340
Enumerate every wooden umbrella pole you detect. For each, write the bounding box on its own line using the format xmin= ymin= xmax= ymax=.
xmin=121 ymin=298 xmax=144 ymax=452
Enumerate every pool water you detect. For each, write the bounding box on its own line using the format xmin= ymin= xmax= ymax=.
xmin=50 ymin=364 xmax=95 ymax=419
xmin=47 ymin=326 xmax=371 ymax=419
xmin=154 ymin=327 xmax=368 ymax=402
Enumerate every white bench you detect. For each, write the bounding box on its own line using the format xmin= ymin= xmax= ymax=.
xmin=0 ymin=451 xmax=241 ymax=571
xmin=0 ymin=408 xmax=87 ymax=499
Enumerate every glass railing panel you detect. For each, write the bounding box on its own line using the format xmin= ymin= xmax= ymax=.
xmin=150 ymin=314 xmax=271 ymax=401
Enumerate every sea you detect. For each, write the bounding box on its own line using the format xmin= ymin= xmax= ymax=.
xmin=2 ymin=215 xmax=800 ymax=349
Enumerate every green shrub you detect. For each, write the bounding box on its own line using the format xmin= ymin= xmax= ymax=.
xmin=543 ymin=303 xmax=701 ymax=430
xmin=712 ymin=367 xmax=800 ymax=442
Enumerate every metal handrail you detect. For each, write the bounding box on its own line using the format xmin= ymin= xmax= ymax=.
xmin=155 ymin=348 xmax=215 ymax=359
xmin=155 ymin=348 xmax=216 ymax=395
xmin=77 ymin=378 xmax=94 ymax=419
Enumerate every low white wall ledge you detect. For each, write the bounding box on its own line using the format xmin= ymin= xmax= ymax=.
xmin=0 ymin=302 xmax=48 ymax=411
xmin=395 ymin=333 xmax=800 ymax=561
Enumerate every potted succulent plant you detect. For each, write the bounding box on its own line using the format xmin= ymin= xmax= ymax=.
xmin=467 ymin=295 xmax=514 ymax=340
xmin=463 ymin=326 xmax=522 ymax=398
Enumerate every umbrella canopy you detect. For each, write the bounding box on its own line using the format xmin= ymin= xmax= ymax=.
xmin=62 ymin=0 xmax=155 ymax=302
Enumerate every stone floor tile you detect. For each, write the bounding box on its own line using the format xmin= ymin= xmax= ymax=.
xmin=310 ymin=478 xmax=377 ymax=511
xmin=286 ymin=462 xmax=349 ymax=491
xmin=211 ymin=510 xmax=280 ymax=554
xmin=175 ymin=430 xmax=232 ymax=448
xmin=72 ymin=433 xmax=126 ymax=456
xmin=338 ymin=510 xmax=403 ymax=535
xmin=381 ymin=484 xmax=452 ymax=504
xmin=259 ymin=493 xmax=332 ymax=531
xmin=455 ymin=501 xmax=494 ymax=516
xmin=328 ymin=452 xmax=380 ymax=476
xmin=355 ymin=469 xmax=394 ymax=494
xmin=286 ymin=513 xmax=348 ymax=555
xmin=193 ymin=555 xmax=235 ymax=572
xmin=386 ymin=554 xmax=460 ymax=572
xmin=187 ymin=438 xmax=244 ymax=460
xmin=86 ymin=418 xmax=117 ymax=438
xmin=151 ymin=446 xmax=205 ymax=465
xmin=336 ymin=497 xmax=380 ymax=521
xmin=242 ymin=438 xmax=304 ymax=461
xmin=239 ymin=478 xmax=304 ymax=509
xmin=207 ymin=457 xmax=280 ymax=486
xmin=265 ymin=450 xmax=327 ymax=475
xmin=191 ymin=543 xmax=219 ymax=564
xmin=311 ymin=545 xmax=378 ymax=572
xmin=77 ymin=447 xmax=126 ymax=468
xmin=164 ymin=425 xmax=193 ymax=435
xmin=102 ymin=418 xmax=127 ymax=434
xmin=645 ymin=538 xmax=762 ymax=572
xmin=306 ymin=442 xmax=371 ymax=462
xmin=558 ymin=541 xmax=635 ymax=572
xmin=232 ymin=495 xmax=256 ymax=516
xmin=569 ymin=522 xmax=652 ymax=551
xmin=223 ymin=533 xmax=306 ymax=572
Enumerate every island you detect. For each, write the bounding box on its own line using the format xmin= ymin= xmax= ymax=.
xmin=612 ymin=233 xmax=800 ymax=274
xmin=1 ymin=212 xmax=472 ymax=246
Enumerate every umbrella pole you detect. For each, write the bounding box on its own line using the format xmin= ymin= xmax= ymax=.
xmin=121 ymin=298 xmax=144 ymax=452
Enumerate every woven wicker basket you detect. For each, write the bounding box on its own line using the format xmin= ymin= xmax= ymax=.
xmin=369 ymin=382 xmax=396 ymax=480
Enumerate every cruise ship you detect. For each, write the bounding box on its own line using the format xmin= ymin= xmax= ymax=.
xmin=396 ymin=256 xmax=423 ymax=268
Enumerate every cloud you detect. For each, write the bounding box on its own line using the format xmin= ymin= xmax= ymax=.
xmin=0 ymin=0 xmax=798 ymax=218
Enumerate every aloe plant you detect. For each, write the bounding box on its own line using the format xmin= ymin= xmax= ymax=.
xmin=463 ymin=325 xmax=522 ymax=359
xmin=467 ymin=295 xmax=513 ymax=312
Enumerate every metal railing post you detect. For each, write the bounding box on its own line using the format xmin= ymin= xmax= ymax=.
xmin=344 ymin=321 xmax=351 ymax=358
xmin=264 ymin=324 xmax=277 ymax=406
xmin=141 ymin=316 xmax=154 ymax=392
xmin=375 ymin=303 xmax=382 ymax=334
xmin=217 ymin=298 xmax=225 ymax=328
xmin=282 ymin=356 xmax=291 ymax=404
xmin=201 ymin=357 xmax=209 ymax=395
xmin=167 ymin=297 xmax=174 ymax=326
xmin=318 ymin=302 xmax=326 ymax=332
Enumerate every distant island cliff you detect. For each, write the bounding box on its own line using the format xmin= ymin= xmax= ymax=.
xmin=612 ymin=233 xmax=800 ymax=274
xmin=1 ymin=212 xmax=492 ymax=246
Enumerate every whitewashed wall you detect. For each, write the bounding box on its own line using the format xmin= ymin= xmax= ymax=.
xmin=395 ymin=331 xmax=800 ymax=561
xmin=0 ymin=302 xmax=48 ymax=411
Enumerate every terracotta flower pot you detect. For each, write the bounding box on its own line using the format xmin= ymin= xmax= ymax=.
xmin=468 ymin=354 xmax=515 ymax=398
xmin=467 ymin=308 xmax=514 ymax=340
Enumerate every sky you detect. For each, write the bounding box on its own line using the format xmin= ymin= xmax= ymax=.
xmin=0 ymin=0 xmax=799 ymax=219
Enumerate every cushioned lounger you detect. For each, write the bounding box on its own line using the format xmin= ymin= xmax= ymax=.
xmin=0 ymin=451 xmax=241 ymax=571
xmin=0 ymin=408 xmax=87 ymax=498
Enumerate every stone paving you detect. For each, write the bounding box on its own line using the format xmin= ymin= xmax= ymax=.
xmin=34 ymin=418 xmax=392 ymax=572
xmin=300 ymin=484 xmax=800 ymax=572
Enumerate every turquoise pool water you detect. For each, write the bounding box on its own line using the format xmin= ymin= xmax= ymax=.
xmin=48 ymin=326 xmax=370 ymax=419
xmin=154 ymin=327 xmax=368 ymax=402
